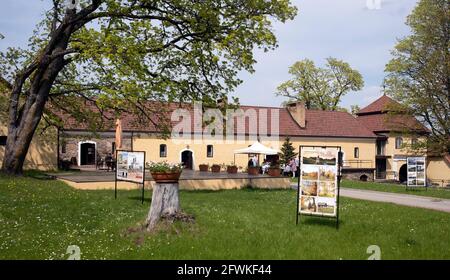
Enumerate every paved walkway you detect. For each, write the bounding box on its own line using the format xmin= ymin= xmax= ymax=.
xmin=340 ymin=188 xmax=450 ymax=213
xmin=291 ymin=184 xmax=450 ymax=213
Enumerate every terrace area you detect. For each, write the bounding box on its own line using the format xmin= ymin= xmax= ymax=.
xmin=47 ymin=169 xmax=291 ymax=191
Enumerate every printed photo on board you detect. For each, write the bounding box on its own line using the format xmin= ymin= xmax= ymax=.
xmin=319 ymin=149 xmax=337 ymax=165
xmin=320 ymin=165 xmax=336 ymax=181
xmin=302 ymin=148 xmax=337 ymax=166
xmin=301 ymin=181 xmax=318 ymax=196
xmin=316 ymin=197 xmax=336 ymax=215
xmin=408 ymin=165 xmax=417 ymax=172
xmin=408 ymin=177 xmax=417 ymax=185
xmin=300 ymin=196 xmax=316 ymax=213
xmin=117 ymin=152 xmax=129 ymax=179
xmin=302 ymin=150 xmax=321 ymax=165
xmin=318 ymin=181 xmax=336 ymax=198
xmin=407 ymin=157 xmax=417 ymax=165
xmin=302 ymin=165 xmax=319 ymax=180
xmin=127 ymin=153 xmax=144 ymax=182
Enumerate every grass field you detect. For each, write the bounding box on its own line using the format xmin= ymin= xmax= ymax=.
xmin=1 ymin=173 xmax=450 ymax=260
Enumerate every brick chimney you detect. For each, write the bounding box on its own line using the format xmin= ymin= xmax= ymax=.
xmin=286 ymin=101 xmax=306 ymax=128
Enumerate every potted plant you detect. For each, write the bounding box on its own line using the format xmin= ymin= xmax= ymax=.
xmin=267 ymin=163 xmax=281 ymax=177
xmin=226 ymin=163 xmax=238 ymax=174
xmin=247 ymin=166 xmax=260 ymax=175
xmin=211 ymin=164 xmax=221 ymax=173
xmin=199 ymin=163 xmax=209 ymax=172
xmin=147 ymin=161 xmax=183 ymax=183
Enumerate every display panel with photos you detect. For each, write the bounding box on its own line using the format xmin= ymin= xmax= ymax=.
xmin=116 ymin=151 xmax=145 ymax=183
xmin=407 ymin=157 xmax=426 ymax=187
xmin=299 ymin=147 xmax=339 ymax=217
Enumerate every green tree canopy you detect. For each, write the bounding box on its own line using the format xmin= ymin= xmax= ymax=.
xmin=384 ymin=0 xmax=449 ymax=154
xmin=0 ymin=0 xmax=297 ymax=174
xmin=276 ymin=57 xmax=364 ymax=110
xmin=350 ymin=105 xmax=360 ymax=116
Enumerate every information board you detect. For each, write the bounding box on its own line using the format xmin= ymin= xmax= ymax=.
xmin=116 ymin=150 xmax=145 ymax=183
xmin=298 ymin=146 xmax=340 ymax=217
xmin=407 ymin=157 xmax=426 ymax=187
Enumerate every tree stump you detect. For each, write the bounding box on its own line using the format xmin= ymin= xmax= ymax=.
xmin=146 ymin=182 xmax=180 ymax=231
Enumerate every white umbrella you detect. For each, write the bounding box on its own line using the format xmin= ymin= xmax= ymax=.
xmin=234 ymin=142 xmax=279 ymax=166
xmin=234 ymin=142 xmax=278 ymax=155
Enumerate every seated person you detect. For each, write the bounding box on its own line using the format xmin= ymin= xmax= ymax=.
xmin=105 ymin=153 xmax=113 ymax=171
xmin=283 ymin=164 xmax=291 ymax=176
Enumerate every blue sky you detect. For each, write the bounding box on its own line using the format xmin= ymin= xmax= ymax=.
xmin=0 ymin=0 xmax=419 ymax=109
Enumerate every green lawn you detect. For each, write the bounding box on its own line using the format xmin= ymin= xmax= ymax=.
xmin=1 ymin=173 xmax=450 ymax=260
xmin=341 ymin=179 xmax=450 ymax=200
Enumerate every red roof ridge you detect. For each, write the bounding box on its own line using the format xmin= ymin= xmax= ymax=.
xmin=239 ymin=104 xmax=283 ymax=110
xmin=357 ymin=94 xmax=400 ymax=115
xmin=54 ymin=100 xmax=378 ymax=138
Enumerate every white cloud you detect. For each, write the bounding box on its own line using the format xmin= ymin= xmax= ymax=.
xmin=234 ymin=0 xmax=418 ymax=108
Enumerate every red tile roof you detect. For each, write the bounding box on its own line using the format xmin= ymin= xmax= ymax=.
xmin=356 ymin=113 xmax=427 ymax=133
xmin=358 ymin=94 xmax=400 ymax=115
xmin=356 ymin=95 xmax=429 ymax=133
xmin=292 ymin=109 xmax=377 ymax=138
xmin=57 ymin=101 xmax=377 ymax=138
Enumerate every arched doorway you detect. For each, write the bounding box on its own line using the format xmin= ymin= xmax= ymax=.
xmin=181 ymin=150 xmax=193 ymax=170
xmin=399 ymin=164 xmax=407 ymax=183
xmin=79 ymin=141 xmax=96 ymax=165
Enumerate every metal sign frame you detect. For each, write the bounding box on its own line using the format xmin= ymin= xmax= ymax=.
xmin=115 ymin=150 xmax=146 ymax=204
xmin=296 ymin=145 xmax=342 ymax=229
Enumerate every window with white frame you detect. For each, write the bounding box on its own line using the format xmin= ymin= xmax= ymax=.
xmin=160 ymin=144 xmax=167 ymax=157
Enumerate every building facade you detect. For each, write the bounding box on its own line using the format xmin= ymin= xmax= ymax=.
xmin=0 ymin=125 xmax=58 ymax=170
xmin=356 ymin=95 xmax=449 ymax=185
xmin=56 ymin=102 xmax=378 ymax=180
xmin=1 ymin=95 xmax=448 ymax=186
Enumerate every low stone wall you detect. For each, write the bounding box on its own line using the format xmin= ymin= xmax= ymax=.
xmin=58 ymin=177 xmax=291 ymax=190
xmin=341 ymin=169 xmax=374 ymax=181
xmin=179 ymin=177 xmax=291 ymax=190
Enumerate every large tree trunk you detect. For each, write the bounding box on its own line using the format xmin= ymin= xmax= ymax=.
xmin=146 ymin=183 xmax=180 ymax=231
xmin=2 ymin=123 xmax=41 ymax=175
xmin=1 ymin=52 xmax=67 ymax=175
xmin=1 ymin=3 xmax=102 ymax=175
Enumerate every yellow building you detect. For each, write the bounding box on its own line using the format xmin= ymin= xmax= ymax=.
xmin=0 ymin=125 xmax=57 ymax=170
xmin=356 ymin=95 xmax=450 ymax=186
xmin=54 ymin=102 xmax=378 ymax=180
xmin=1 ymin=97 xmax=448 ymax=187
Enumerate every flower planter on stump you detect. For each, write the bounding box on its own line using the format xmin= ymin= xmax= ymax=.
xmin=147 ymin=171 xmax=182 ymax=230
xmin=211 ymin=165 xmax=221 ymax=173
xmin=151 ymin=171 xmax=182 ymax=183
xmin=227 ymin=166 xmax=238 ymax=174
xmin=199 ymin=164 xmax=209 ymax=172
xmin=247 ymin=166 xmax=259 ymax=175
